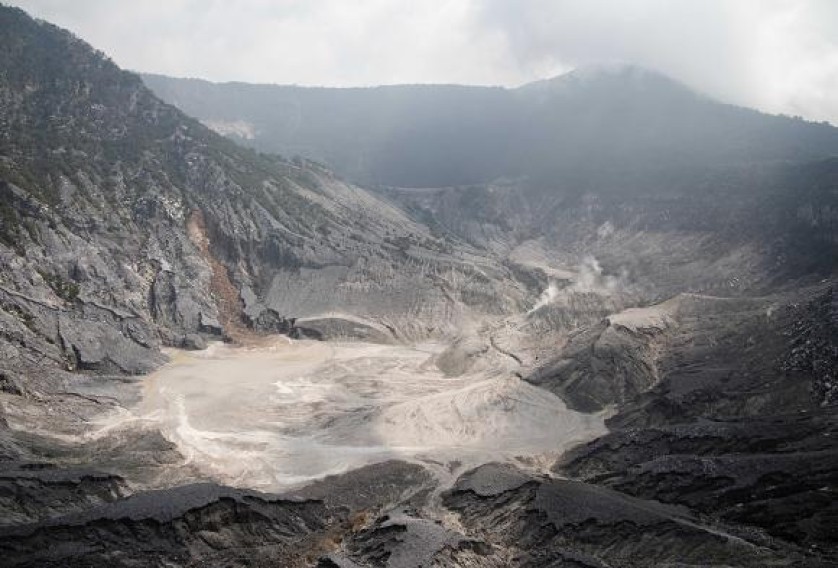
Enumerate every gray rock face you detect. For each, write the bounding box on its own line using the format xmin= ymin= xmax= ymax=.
xmin=526 ymin=315 xmax=667 ymax=412
xmin=58 ymin=307 xmax=166 ymax=375
xmin=0 ymin=465 xmax=130 ymax=527
xmin=340 ymin=509 xmax=463 ymax=568
xmin=292 ymin=315 xmax=395 ymax=343
xmin=552 ymin=287 xmax=838 ymax=559
xmin=180 ymin=333 xmax=207 ymax=350
xmin=558 ymin=415 xmax=838 ymax=556
xmin=453 ymin=462 xmax=532 ymax=496
xmin=439 ymin=463 xmax=819 ymax=567
xmin=0 ymin=484 xmax=339 ymax=567
xmin=0 ymin=7 xmax=534 ymax=426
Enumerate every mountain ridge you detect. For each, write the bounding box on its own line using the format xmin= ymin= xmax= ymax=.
xmin=0 ymin=3 xmax=526 ymax=357
xmin=143 ymin=66 xmax=838 ymax=188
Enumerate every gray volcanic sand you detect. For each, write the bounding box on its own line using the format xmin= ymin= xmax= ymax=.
xmin=133 ymin=339 xmax=606 ymax=491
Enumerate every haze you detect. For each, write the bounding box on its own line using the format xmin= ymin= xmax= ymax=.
xmin=10 ymin=0 xmax=838 ymax=125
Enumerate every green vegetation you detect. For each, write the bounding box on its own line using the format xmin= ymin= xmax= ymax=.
xmin=0 ymin=300 xmax=36 ymax=332
xmin=0 ymin=198 xmax=22 ymax=252
xmin=37 ymin=269 xmax=80 ymax=303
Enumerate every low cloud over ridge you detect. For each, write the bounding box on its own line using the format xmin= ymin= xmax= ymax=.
xmin=11 ymin=0 xmax=838 ymax=124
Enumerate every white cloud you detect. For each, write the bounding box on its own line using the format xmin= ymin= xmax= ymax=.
xmin=11 ymin=0 xmax=517 ymax=86
xmin=9 ymin=0 xmax=838 ymax=124
xmin=476 ymin=0 xmax=838 ymax=123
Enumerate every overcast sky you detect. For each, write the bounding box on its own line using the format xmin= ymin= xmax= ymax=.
xmin=10 ymin=0 xmax=838 ymax=124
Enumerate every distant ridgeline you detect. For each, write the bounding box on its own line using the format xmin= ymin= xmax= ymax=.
xmin=143 ymin=68 xmax=838 ymax=188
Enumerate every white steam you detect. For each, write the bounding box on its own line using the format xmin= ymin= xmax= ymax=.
xmin=529 ymin=255 xmax=628 ymax=313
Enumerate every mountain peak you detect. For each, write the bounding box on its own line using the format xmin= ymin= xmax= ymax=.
xmin=517 ymin=63 xmax=701 ymax=101
xmin=564 ymin=62 xmax=669 ymax=79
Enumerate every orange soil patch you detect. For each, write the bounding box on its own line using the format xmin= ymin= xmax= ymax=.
xmin=186 ymin=209 xmax=267 ymax=345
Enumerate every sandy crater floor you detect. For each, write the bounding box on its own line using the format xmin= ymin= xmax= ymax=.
xmin=135 ymin=338 xmax=606 ymax=491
